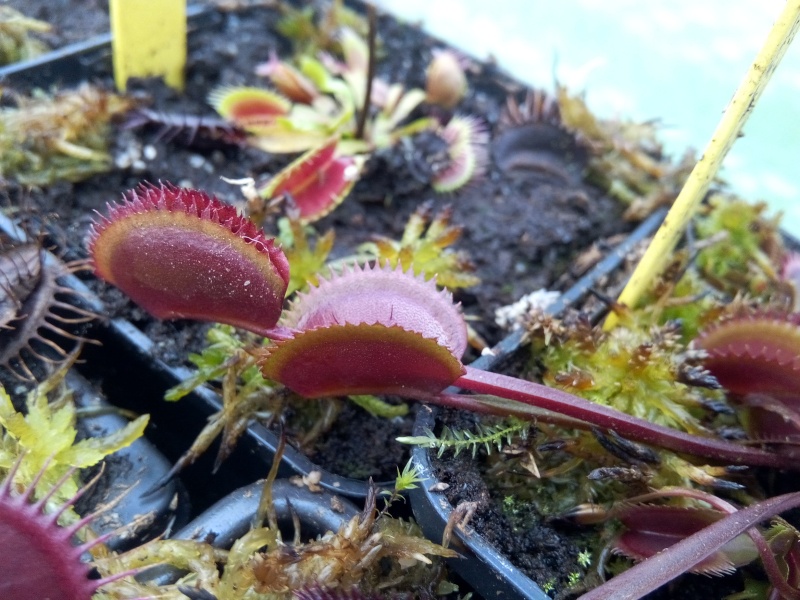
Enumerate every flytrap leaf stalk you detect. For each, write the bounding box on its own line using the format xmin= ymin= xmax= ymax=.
xmin=88 ymin=183 xmax=796 ymax=471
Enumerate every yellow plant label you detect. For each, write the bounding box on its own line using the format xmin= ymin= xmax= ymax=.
xmin=110 ymin=0 xmax=187 ymax=92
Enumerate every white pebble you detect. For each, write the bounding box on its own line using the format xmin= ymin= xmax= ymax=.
xmin=495 ymin=289 xmax=561 ymax=330
xmin=115 ymin=154 xmax=133 ymax=169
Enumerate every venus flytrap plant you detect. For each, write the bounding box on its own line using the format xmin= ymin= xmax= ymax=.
xmin=217 ymin=57 xmax=477 ymax=166
xmin=87 ymin=183 xmax=798 ymax=474
xmin=0 ymin=237 xmax=98 ymax=380
xmin=209 ymin=11 xmax=486 ymax=203
xmin=209 ymin=75 xmax=349 ymax=155
xmin=432 ymin=115 xmax=488 ymax=193
xmin=208 ymin=86 xmax=292 ymax=132
xmin=566 ymin=487 xmax=800 ymax=599
xmin=212 ymin=39 xmax=421 ymax=155
xmin=578 ymin=488 xmax=800 ymax=600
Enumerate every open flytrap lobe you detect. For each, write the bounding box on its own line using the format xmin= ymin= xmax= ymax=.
xmin=88 ymin=184 xmax=797 ymax=470
xmin=257 ymin=138 xmax=364 ymax=224
xmin=258 ymin=263 xmax=468 ymax=399
xmin=696 ymin=311 xmax=800 ymax=399
xmin=696 ymin=311 xmax=800 ymax=447
xmin=88 ymin=183 xmax=290 ymax=338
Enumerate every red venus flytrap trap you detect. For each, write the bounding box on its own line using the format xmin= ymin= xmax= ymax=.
xmin=695 ymin=311 xmax=800 ymax=450
xmin=89 ymin=184 xmax=290 ymax=338
xmin=0 ymin=460 xmax=132 ymax=600
xmin=87 ymin=183 xmax=797 ymax=471
xmin=258 ymin=138 xmax=365 ymax=224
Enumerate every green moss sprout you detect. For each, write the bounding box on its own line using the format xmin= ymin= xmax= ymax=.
xmin=0 ymin=85 xmax=134 ymax=186
xmin=361 ymin=203 xmax=480 ymax=290
xmin=0 ymin=360 xmax=148 ymax=520
xmin=398 ymin=419 xmax=530 ymax=459
xmin=277 ymin=215 xmax=335 ymax=295
xmin=0 ymin=6 xmax=51 ymax=66
xmin=92 ymin=480 xmax=456 ymax=599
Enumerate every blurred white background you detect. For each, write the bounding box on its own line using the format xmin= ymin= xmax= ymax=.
xmin=375 ymin=0 xmax=800 ymax=235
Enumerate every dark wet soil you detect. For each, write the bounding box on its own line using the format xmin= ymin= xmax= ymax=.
xmin=433 ymin=414 xmax=588 ymax=597
xmin=291 ymin=400 xmax=421 ymax=482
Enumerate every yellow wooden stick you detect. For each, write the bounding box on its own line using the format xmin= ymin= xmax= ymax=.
xmin=604 ymin=0 xmax=800 ymax=330
xmin=110 ymin=0 xmax=187 ymax=92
